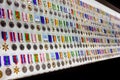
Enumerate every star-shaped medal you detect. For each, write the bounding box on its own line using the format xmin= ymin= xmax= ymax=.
xmin=14 ymin=66 xmax=19 ymax=74
xmin=2 ymin=43 xmax=9 ymax=51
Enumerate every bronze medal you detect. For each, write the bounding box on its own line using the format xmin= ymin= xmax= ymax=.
xmin=34 ymin=7 xmax=38 ymax=12
xmin=72 ymin=58 xmax=75 ymax=63
xmin=65 ymin=60 xmax=68 ymax=64
xmin=42 ymin=64 xmax=46 ymax=70
xmin=39 ymin=44 xmax=43 ymax=50
xmin=30 ymin=24 xmax=35 ymax=30
xmin=5 ymin=68 xmax=12 ymax=76
xmin=76 ymin=58 xmax=79 ymax=63
xmin=47 ymin=27 xmax=51 ymax=32
xmin=61 ymin=61 xmax=64 ymax=66
xmin=69 ymin=60 xmax=72 ymax=65
xmin=0 ymin=70 xmax=3 ymax=78
xmin=29 ymin=65 xmax=34 ymax=72
xmin=28 ymin=4 xmax=32 ymax=11
xmin=36 ymin=64 xmax=40 ymax=71
xmin=44 ymin=44 xmax=48 ymax=50
xmin=52 ymin=62 xmax=56 ymax=68
xmin=50 ymin=44 xmax=53 ymax=50
xmin=47 ymin=63 xmax=51 ymax=69
xmin=22 ymin=66 xmax=27 ymax=73
xmin=59 ymin=44 xmax=62 ymax=49
xmin=54 ymin=44 xmax=58 ymax=49
xmin=57 ymin=61 xmax=60 ymax=67
xmin=79 ymin=58 xmax=82 ymax=62
xmin=36 ymin=25 xmax=40 ymax=31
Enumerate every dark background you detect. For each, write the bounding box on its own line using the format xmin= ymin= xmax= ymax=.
xmin=96 ymin=0 xmax=120 ymax=13
xmin=17 ymin=57 xmax=120 ymax=80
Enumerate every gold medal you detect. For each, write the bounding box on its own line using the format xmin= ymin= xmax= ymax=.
xmin=2 ymin=43 xmax=9 ymax=51
xmin=14 ymin=66 xmax=19 ymax=74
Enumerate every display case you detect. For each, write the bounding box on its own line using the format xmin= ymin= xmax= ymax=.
xmin=0 ymin=0 xmax=120 ymax=79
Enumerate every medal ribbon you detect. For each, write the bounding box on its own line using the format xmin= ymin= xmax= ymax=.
xmin=9 ymin=32 xmax=16 ymax=42
xmin=17 ymin=33 xmax=23 ymax=42
xmin=20 ymin=54 xmax=26 ymax=64
xmin=12 ymin=55 xmax=18 ymax=65
xmin=34 ymin=54 xmax=39 ymax=63
xmin=27 ymin=54 xmax=33 ymax=64
xmin=4 ymin=56 xmax=10 ymax=66
xmin=7 ymin=9 xmax=13 ymax=20
xmin=1 ymin=31 xmax=8 ymax=41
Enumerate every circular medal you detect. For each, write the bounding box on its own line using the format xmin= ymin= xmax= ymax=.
xmin=49 ymin=10 xmax=53 ymax=15
xmin=28 ymin=4 xmax=32 ymax=11
xmin=11 ymin=44 xmax=17 ymax=51
xmin=72 ymin=58 xmax=75 ymax=63
xmin=30 ymin=24 xmax=35 ymax=30
xmin=52 ymin=62 xmax=56 ymax=68
xmin=0 ymin=70 xmax=3 ymax=78
xmin=47 ymin=63 xmax=51 ymax=69
xmin=24 ymin=23 xmax=29 ymax=29
xmin=69 ymin=60 xmax=72 ymax=65
xmin=26 ymin=44 xmax=31 ymax=50
xmin=65 ymin=60 xmax=68 ymax=64
xmin=61 ymin=61 xmax=64 ymax=66
xmin=36 ymin=64 xmax=40 ymax=71
xmin=56 ymin=28 xmax=59 ymax=32
xmin=36 ymin=25 xmax=40 ymax=31
xmin=47 ymin=27 xmax=50 ymax=32
xmin=39 ymin=44 xmax=43 ymax=50
xmin=5 ymin=68 xmax=12 ymax=76
xmin=14 ymin=1 xmax=19 ymax=7
xmin=82 ymin=58 xmax=85 ymax=62
xmin=70 ymin=44 xmax=73 ymax=48
xmin=29 ymin=65 xmax=34 ymax=72
xmin=57 ymin=61 xmax=60 ymax=67
xmin=50 ymin=44 xmax=53 ymax=50
xmin=0 ymin=20 xmax=6 ymax=27
xmin=17 ymin=22 xmax=22 ymax=28
xmin=79 ymin=58 xmax=82 ymax=62
xmin=42 ymin=64 xmax=46 ymax=70
xmin=34 ymin=7 xmax=38 ymax=12
xmin=54 ymin=44 xmax=58 ymax=49
xmin=9 ymin=21 xmax=14 ymax=28
xmin=22 ymin=66 xmax=27 ymax=73
xmin=40 ymin=8 xmax=43 ymax=13
xmin=19 ymin=44 xmax=25 ymax=50
xmin=63 ymin=0 xmax=66 ymax=5
xmin=44 ymin=44 xmax=48 ymax=50
xmin=33 ymin=44 xmax=37 ymax=50
xmin=21 ymin=3 xmax=26 ymax=9
xmin=67 ymin=44 xmax=69 ymax=48
xmin=58 ymin=44 xmax=61 ymax=49
xmin=76 ymin=58 xmax=79 ymax=63
xmin=42 ymin=26 xmax=46 ymax=31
